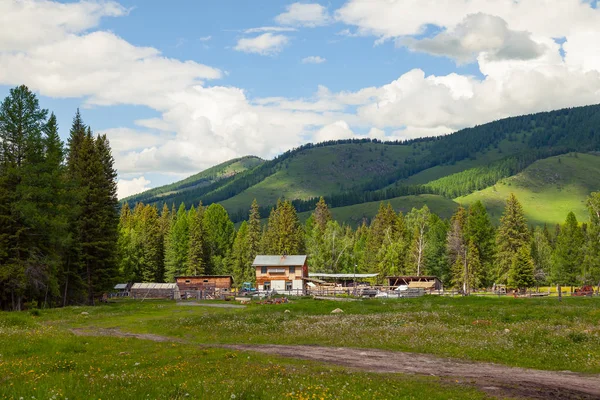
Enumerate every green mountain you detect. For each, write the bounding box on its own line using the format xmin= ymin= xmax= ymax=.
xmin=124 ymin=103 xmax=600 ymax=225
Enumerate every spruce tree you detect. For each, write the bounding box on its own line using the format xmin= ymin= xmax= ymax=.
xmin=552 ymin=212 xmax=584 ymax=288
xmin=187 ymin=203 xmax=208 ymax=275
xmin=203 ymin=203 xmax=235 ymax=274
xmin=508 ymin=245 xmax=535 ymax=291
xmin=465 ymin=201 xmax=496 ymax=286
xmin=584 ymin=193 xmax=600 ymax=286
xmin=164 ymin=203 xmax=189 ymax=281
xmin=495 ymin=194 xmax=530 ymax=284
xmin=230 ymin=221 xmax=251 ymax=286
xmin=314 ymin=197 xmax=332 ymax=232
xmin=406 ymin=206 xmax=430 ymax=276
xmin=424 ymin=214 xmax=450 ymax=284
xmin=262 ymin=199 xmax=305 ymax=255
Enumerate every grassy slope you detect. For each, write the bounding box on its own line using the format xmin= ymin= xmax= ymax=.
xmin=297 ymin=194 xmax=458 ymax=226
xmin=220 ymin=142 xmax=428 ymax=212
xmin=122 ymin=156 xmax=264 ymax=202
xmin=457 ymin=152 xmax=600 ymax=225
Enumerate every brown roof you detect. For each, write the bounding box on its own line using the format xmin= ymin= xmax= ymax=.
xmin=174 ymin=275 xmax=233 ymax=279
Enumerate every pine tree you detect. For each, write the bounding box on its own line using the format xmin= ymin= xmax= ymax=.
xmin=584 ymin=192 xmax=600 ymax=286
xmin=531 ymin=226 xmax=553 ymax=285
xmin=165 ymin=203 xmax=189 ymax=281
xmin=0 ymin=85 xmax=49 ymax=310
xmin=187 ymin=203 xmax=208 ymax=275
xmin=424 ymin=214 xmax=450 ymax=284
xmin=495 ymin=194 xmax=530 ymax=284
xmin=248 ymin=199 xmax=261 ymax=259
xmin=203 ymin=203 xmax=235 ymax=274
xmin=230 ymin=221 xmax=251 ymax=286
xmin=508 ymin=245 xmax=535 ymax=291
xmin=262 ymin=199 xmax=305 ymax=255
xmin=552 ymin=212 xmax=584 ymax=288
xmin=465 ymin=201 xmax=496 ymax=286
xmin=313 ymin=197 xmax=332 ymax=232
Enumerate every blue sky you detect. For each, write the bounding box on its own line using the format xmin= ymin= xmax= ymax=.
xmin=2 ymin=0 xmax=600 ymax=197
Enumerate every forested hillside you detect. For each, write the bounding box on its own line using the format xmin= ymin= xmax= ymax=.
xmin=126 ymin=103 xmax=600 ymax=226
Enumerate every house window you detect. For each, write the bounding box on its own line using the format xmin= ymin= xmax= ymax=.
xmin=203 ymin=279 xmax=209 ymax=283
xmin=285 ymin=281 xmax=293 ymax=291
xmin=185 ymin=279 xmax=191 ymax=283
xmin=263 ymin=281 xmax=271 ymax=291
xmin=261 ymin=266 xmax=267 ymax=274
xmin=289 ymin=266 xmax=295 ymax=274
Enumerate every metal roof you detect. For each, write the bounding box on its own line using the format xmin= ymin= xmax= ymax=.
xmin=131 ymin=283 xmax=178 ymax=289
xmin=114 ymin=283 xmax=128 ymax=290
xmin=309 ymin=273 xmax=379 ymax=278
xmin=252 ymin=255 xmax=307 ymax=266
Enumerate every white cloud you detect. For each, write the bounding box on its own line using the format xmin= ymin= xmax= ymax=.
xmin=302 ymin=56 xmax=326 ymax=64
xmin=401 ymin=13 xmax=546 ymax=63
xmin=0 ymin=0 xmax=127 ymax=51
xmin=314 ymin=120 xmax=354 ymax=142
xmin=244 ymin=26 xmax=297 ymax=34
xmin=199 ymin=35 xmax=212 ymax=41
xmin=335 ymin=0 xmax=600 ymax=40
xmin=234 ymin=33 xmax=289 ymax=55
xmin=275 ymin=3 xmax=331 ymax=27
xmin=118 ymin=176 xmax=151 ymax=199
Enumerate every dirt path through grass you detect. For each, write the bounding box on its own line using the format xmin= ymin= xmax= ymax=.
xmin=71 ymin=328 xmax=600 ymax=399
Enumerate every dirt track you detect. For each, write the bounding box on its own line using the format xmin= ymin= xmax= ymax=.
xmin=71 ymin=328 xmax=600 ymax=399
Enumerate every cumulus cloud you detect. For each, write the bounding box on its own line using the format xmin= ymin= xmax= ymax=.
xmin=234 ymin=33 xmax=289 ymax=55
xmin=314 ymin=120 xmax=354 ymax=142
xmin=275 ymin=2 xmax=331 ymax=27
xmin=118 ymin=176 xmax=151 ymax=198
xmin=302 ymin=56 xmax=326 ymax=64
xmin=401 ymin=13 xmax=546 ymax=63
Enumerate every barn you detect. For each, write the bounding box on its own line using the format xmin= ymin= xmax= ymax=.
xmin=130 ymin=283 xmax=180 ymax=300
xmin=253 ymin=255 xmax=307 ymax=294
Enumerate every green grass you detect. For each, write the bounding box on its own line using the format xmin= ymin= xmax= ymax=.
xmin=21 ymin=296 xmax=600 ymax=373
xmin=458 ymin=152 xmax=600 ymax=225
xmin=0 ymin=305 xmax=491 ymax=400
xmin=296 ymin=194 xmax=458 ymax=226
xmin=220 ymin=143 xmax=426 ymax=213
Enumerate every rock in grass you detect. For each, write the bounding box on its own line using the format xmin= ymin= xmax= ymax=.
xmin=331 ymin=308 xmax=344 ymax=314
xmin=284 ymin=309 xmax=290 ymax=313
xmin=81 ymin=312 xmax=89 ymax=316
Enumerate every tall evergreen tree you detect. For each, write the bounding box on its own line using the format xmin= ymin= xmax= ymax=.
xmin=495 ymin=194 xmax=530 ymax=284
xmin=262 ymin=199 xmax=305 ymax=255
xmin=187 ymin=203 xmax=209 ymax=275
xmin=203 ymin=203 xmax=235 ymax=274
xmin=165 ymin=203 xmax=189 ymax=281
xmin=230 ymin=221 xmax=253 ymax=286
xmin=552 ymin=212 xmax=584 ymax=288
xmin=465 ymin=201 xmax=496 ymax=286
xmin=313 ymin=197 xmax=332 ymax=232
xmin=584 ymin=192 xmax=600 ymax=286
xmin=406 ymin=206 xmax=430 ymax=276
xmin=508 ymin=245 xmax=535 ymax=291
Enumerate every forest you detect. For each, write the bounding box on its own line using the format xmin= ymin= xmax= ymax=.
xmin=0 ymin=86 xmax=119 ymax=311
xmin=2 ymin=85 xmax=600 ymax=312
xmin=118 ymin=192 xmax=600 ymax=297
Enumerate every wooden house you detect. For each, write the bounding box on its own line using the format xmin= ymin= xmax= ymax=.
xmin=252 ymin=255 xmax=307 ymax=293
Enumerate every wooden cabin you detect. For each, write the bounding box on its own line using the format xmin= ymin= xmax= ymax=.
xmin=175 ymin=275 xmax=233 ymax=292
xmin=252 ymin=255 xmax=307 ymax=293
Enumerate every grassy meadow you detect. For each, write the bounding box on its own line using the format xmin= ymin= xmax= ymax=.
xmin=2 ymin=296 xmax=599 ymax=399
xmin=458 ymin=153 xmax=600 ymax=225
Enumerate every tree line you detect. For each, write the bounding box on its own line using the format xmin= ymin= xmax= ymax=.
xmin=0 ymin=86 xmax=119 ymax=311
xmin=118 ymin=191 xmax=600 ymax=294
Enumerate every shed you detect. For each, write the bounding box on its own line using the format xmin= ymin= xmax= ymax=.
xmin=387 ymin=276 xmax=443 ymax=291
xmin=309 ymin=273 xmax=379 ymax=287
xmin=112 ymin=283 xmax=131 ymax=297
xmin=175 ymin=275 xmax=233 ymax=291
xmin=130 ymin=283 xmax=180 ymax=300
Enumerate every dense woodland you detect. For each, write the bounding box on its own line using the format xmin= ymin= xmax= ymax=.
xmin=2 ymin=85 xmax=600 ymax=311
xmin=0 ymin=86 xmax=119 ymax=310
xmin=118 ymin=192 xmax=600 ymax=295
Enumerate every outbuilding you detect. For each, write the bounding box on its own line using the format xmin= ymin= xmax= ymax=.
xmin=175 ymin=275 xmax=233 ymax=298
xmin=387 ymin=276 xmax=443 ymax=291
xmin=253 ymin=255 xmax=307 ymax=294
xmin=130 ymin=283 xmax=180 ymax=300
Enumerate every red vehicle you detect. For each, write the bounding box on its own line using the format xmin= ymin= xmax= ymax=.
xmin=572 ymin=285 xmax=595 ymax=297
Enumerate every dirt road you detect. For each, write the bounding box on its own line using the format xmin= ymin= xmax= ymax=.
xmin=71 ymin=328 xmax=600 ymax=399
